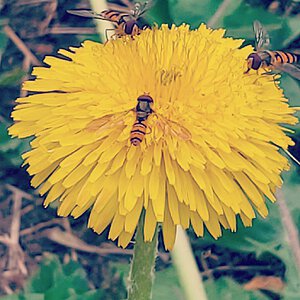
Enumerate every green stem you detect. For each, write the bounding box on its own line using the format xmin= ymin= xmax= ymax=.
xmin=127 ymin=211 xmax=158 ymax=300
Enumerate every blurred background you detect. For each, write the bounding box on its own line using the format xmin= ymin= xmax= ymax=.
xmin=1 ymin=0 xmax=300 ymax=299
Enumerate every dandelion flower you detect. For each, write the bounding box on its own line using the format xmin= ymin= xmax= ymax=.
xmin=10 ymin=24 xmax=297 ymax=249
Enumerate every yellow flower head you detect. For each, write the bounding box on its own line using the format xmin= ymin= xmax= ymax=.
xmin=10 ymin=24 xmax=297 ymax=249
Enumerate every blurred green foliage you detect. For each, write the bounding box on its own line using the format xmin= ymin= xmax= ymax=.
xmin=113 ymin=261 xmax=272 ymax=299
xmin=0 ymin=123 xmax=30 ymax=168
xmin=0 ymin=255 xmax=103 ymax=300
xmin=113 ymin=263 xmax=185 ymax=300
xmin=0 ymin=18 xmax=8 ymax=61
xmin=0 ymin=68 xmax=26 ymax=87
xmin=205 ymin=277 xmax=269 ymax=300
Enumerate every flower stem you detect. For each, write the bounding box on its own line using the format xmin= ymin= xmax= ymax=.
xmin=277 ymin=189 xmax=300 ymax=271
xmin=172 ymin=226 xmax=208 ymax=300
xmin=207 ymin=0 xmax=233 ymax=28
xmin=127 ymin=212 xmax=158 ymax=300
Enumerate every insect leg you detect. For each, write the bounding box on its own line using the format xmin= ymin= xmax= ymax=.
xmin=151 ymin=110 xmax=158 ymax=119
xmin=146 ymin=126 xmax=152 ymax=134
xmin=105 ymin=28 xmax=116 ymax=41
xmin=261 ymin=67 xmax=273 ymax=76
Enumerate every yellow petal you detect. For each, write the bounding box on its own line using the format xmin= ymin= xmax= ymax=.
xmin=144 ymin=201 xmax=157 ymax=242
xmin=162 ymin=204 xmax=176 ymax=250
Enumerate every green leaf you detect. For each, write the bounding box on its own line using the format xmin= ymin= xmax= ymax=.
xmin=223 ymin=6 xmax=300 ymax=49
xmin=64 ymin=290 xmax=103 ymax=300
xmin=44 ymin=283 xmax=76 ymax=300
xmin=22 ymin=294 xmax=44 ymax=300
xmin=146 ymin=0 xmax=173 ymax=25
xmin=278 ymin=172 xmax=300 ymax=297
xmin=223 ymin=3 xmax=282 ymax=42
xmin=153 ymin=266 xmax=185 ymax=300
xmin=205 ymin=277 xmax=269 ymax=300
xmin=26 ymin=255 xmax=62 ymax=293
xmin=0 ymin=123 xmax=31 ymax=168
xmin=168 ymin=0 xmax=220 ymax=28
xmin=0 ymin=68 xmax=26 ymax=87
xmin=0 ymin=30 xmax=8 ymax=51
xmin=0 ymin=295 xmax=20 ymax=300
xmin=23 ymin=254 xmax=102 ymax=300
xmin=280 ymin=74 xmax=300 ymax=108
xmin=0 ymin=294 xmax=44 ymax=300
xmin=76 ymin=34 xmax=101 ymax=43
xmin=207 ymin=0 xmax=244 ymax=28
xmin=281 ymin=17 xmax=300 ymax=48
xmin=0 ymin=123 xmax=12 ymax=145
xmin=0 ymin=20 xmax=8 ymax=62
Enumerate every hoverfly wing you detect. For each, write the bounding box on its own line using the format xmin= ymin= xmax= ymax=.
xmin=288 ymin=49 xmax=300 ymax=55
xmin=275 ymin=63 xmax=300 ymax=80
xmin=131 ymin=0 xmax=153 ymax=18
xmin=67 ymin=9 xmax=105 ymax=19
xmin=253 ymin=20 xmax=270 ymax=51
xmin=67 ymin=9 xmax=132 ymax=22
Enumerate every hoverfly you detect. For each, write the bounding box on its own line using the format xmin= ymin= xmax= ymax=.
xmin=67 ymin=1 xmax=152 ymax=40
xmin=87 ymin=93 xmax=191 ymax=147
xmin=130 ymin=94 xmax=153 ymax=146
xmin=245 ymin=20 xmax=300 ymax=80
xmin=129 ymin=94 xmax=192 ymax=146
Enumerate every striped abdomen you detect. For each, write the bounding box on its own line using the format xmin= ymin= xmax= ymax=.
xmin=101 ymin=9 xmax=128 ymax=24
xmin=130 ymin=120 xmax=147 ymax=146
xmin=246 ymin=50 xmax=300 ymax=73
xmin=270 ymin=51 xmax=299 ymax=65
